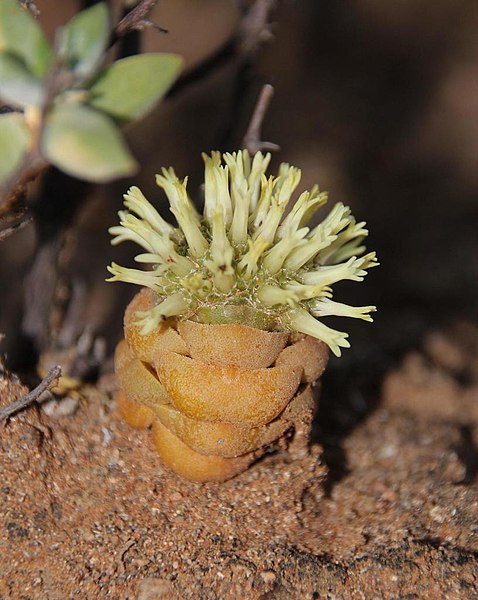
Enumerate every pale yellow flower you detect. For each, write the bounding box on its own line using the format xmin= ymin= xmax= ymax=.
xmin=107 ymin=151 xmax=378 ymax=356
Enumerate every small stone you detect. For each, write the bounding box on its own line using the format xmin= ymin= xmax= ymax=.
xmin=42 ymin=395 xmax=79 ymax=418
xmin=102 ymin=427 xmax=112 ymax=446
xmin=429 ymin=506 xmax=446 ymax=524
xmin=260 ymin=570 xmax=277 ymax=584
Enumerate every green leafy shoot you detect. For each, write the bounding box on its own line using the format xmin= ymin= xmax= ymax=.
xmin=0 ymin=1 xmax=183 ymax=187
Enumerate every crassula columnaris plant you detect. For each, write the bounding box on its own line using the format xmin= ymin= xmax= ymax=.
xmin=108 ymin=151 xmax=378 ymax=482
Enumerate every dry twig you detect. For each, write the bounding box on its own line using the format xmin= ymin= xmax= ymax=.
xmin=0 ymin=365 xmax=62 ymax=421
xmin=241 ymin=84 xmax=279 ymax=154
xmin=0 ymin=213 xmax=32 ymax=242
xmin=237 ymin=0 xmax=276 ymax=58
xmin=115 ymin=0 xmax=167 ymax=38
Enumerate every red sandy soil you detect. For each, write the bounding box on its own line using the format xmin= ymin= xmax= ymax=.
xmin=0 ymin=323 xmax=477 ymax=599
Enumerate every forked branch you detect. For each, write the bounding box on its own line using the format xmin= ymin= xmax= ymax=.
xmin=114 ymin=0 xmax=167 ymax=37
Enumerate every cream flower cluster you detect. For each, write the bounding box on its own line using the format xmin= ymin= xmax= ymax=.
xmin=107 ymin=151 xmax=378 ymax=356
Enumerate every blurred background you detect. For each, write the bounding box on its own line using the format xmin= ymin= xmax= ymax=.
xmin=1 ymin=0 xmax=477 ymax=398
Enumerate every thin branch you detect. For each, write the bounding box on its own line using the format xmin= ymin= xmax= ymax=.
xmin=0 ymin=154 xmax=47 ymax=217
xmin=241 ymin=84 xmax=279 ymax=154
xmin=114 ymin=0 xmax=166 ymax=38
xmin=0 ymin=365 xmax=61 ymax=421
xmin=237 ymin=0 xmax=276 ymax=59
xmin=0 ymin=213 xmax=32 ymax=242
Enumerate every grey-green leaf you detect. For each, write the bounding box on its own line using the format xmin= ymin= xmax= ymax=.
xmin=42 ymin=103 xmax=137 ymax=183
xmin=59 ymin=2 xmax=110 ymax=78
xmin=88 ymin=53 xmax=183 ymax=123
xmin=0 ymin=0 xmax=52 ymax=78
xmin=0 ymin=113 xmax=30 ymax=186
xmin=0 ymin=53 xmax=43 ymax=108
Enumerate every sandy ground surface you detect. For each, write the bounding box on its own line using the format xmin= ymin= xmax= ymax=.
xmin=1 ymin=323 xmax=477 ymax=599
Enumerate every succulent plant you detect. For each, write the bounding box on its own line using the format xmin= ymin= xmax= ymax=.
xmin=108 ymin=151 xmax=378 ymax=481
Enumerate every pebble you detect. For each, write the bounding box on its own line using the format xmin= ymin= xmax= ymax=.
xmin=260 ymin=570 xmax=277 ymax=584
xmin=42 ymin=396 xmax=79 ymax=418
